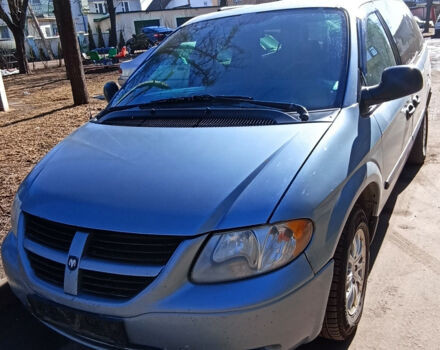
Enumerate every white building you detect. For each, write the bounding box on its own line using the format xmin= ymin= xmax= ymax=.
xmin=88 ymin=0 xmax=214 ymax=15
xmin=88 ymin=0 xmax=153 ymax=14
xmin=0 ymin=0 xmax=88 ymax=42
xmin=71 ymin=0 xmax=90 ymax=33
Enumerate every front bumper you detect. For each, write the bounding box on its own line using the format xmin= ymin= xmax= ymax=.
xmin=2 ymin=230 xmax=333 ymax=350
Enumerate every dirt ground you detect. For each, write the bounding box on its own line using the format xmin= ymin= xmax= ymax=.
xmin=0 ymin=67 xmax=119 ymax=279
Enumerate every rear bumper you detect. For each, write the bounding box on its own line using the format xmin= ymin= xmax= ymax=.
xmin=2 ymin=230 xmax=333 ymax=350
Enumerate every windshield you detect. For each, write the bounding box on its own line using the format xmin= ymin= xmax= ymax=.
xmin=111 ymin=8 xmax=348 ymax=110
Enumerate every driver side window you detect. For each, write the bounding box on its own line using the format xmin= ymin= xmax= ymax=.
xmin=364 ymin=12 xmax=397 ymax=86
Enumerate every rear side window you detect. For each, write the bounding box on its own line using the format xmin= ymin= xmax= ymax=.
xmin=373 ymin=0 xmax=423 ymax=64
xmin=363 ymin=13 xmax=397 ymax=86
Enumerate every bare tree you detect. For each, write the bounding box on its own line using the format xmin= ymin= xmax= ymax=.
xmin=424 ymin=0 xmax=433 ymax=33
xmin=106 ymin=0 xmax=117 ymax=47
xmin=53 ymin=0 xmax=89 ymax=105
xmin=0 ymin=0 xmax=30 ymax=74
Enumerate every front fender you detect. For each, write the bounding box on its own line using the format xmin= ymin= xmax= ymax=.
xmin=305 ymin=163 xmax=382 ymax=273
xmin=270 ymin=105 xmax=384 ymax=273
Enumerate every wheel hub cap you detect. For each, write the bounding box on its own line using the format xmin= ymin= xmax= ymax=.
xmin=345 ymin=228 xmax=367 ymax=324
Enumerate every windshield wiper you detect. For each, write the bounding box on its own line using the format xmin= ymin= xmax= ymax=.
xmin=245 ymin=99 xmax=309 ymax=121
xmin=146 ymin=95 xmax=310 ymax=121
xmin=98 ymin=95 xmax=309 ymax=121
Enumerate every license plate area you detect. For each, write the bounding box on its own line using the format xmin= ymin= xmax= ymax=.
xmin=28 ymin=295 xmax=128 ymax=348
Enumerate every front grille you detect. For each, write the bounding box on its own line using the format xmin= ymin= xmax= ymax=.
xmin=86 ymin=231 xmax=184 ymax=265
xmin=27 ymin=250 xmax=64 ymax=288
xmin=26 ymin=214 xmax=76 ymax=252
xmin=80 ymin=270 xmax=154 ymax=299
xmin=24 ymin=213 xmax=184 ymax=300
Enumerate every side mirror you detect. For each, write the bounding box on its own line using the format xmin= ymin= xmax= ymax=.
xmin=103 ymin=81 xmax=119 ymax=102
xmin=360 ymin=65 xmax=423 ymax=113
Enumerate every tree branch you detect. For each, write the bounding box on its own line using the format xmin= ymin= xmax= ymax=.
xmin=0 ymin=2 xmax=15 ymax=30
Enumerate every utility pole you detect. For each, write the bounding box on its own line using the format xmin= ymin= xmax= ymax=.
xmin=0 ymin=73 xmax=9 ymax=112
xmin=53 ymin=0 xmax=89 ymax=105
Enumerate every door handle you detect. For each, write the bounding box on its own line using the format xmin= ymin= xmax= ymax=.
xmin=412 ymin=95 xmax=421 ymax=107
xmin=405 ymin=103 xmax=416 ymax=118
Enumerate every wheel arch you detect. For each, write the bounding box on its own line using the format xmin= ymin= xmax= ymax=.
xmin=304 ymin=161 xmax=383 ymax=273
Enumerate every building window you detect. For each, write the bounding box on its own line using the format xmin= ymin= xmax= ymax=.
xmin=51 ymin=24 xmax=58 ymax=36
xmin=120 ymin=1 xmax=129 ymax=12
xmin=94 ymin=2 xmax=108 ymax=14
xmin=0 ymin=26 xmax=10 ymax=39
xmin=176 ymin=17 xmax=193 ymax=27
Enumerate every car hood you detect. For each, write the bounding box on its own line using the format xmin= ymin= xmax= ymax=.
xmin=21 ymin=121 xmax=331 ymax=236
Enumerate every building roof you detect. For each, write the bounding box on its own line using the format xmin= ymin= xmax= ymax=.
xmin=146 ymin=0 xmax=173 ymax=11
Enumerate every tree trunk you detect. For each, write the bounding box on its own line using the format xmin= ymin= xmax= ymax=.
xmin=53 ymin=0 xmax=89 ymax=105
xmin=11 ymin=28 xmax=30 ymax=74
xmin=107 ymin=0 xmax=117 ymax=47
xmin=424 ymin=0 xmax=433 ymax=33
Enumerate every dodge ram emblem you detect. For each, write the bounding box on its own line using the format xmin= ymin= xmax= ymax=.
xmin=67 ymin=256 xmax=78 ymax=271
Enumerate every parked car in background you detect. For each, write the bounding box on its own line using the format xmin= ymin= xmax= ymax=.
xmin=125 ymin=26 xmax=173 ymax=54
xmin=3 ymin=0 xmax=431 ymax=349
xmin=142 ymin=26 xmax=173 ymax=44
xmin=118 ymin=48 xmax=155 ymax=86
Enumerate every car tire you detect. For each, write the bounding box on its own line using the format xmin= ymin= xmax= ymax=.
xmin=321 ymin=206 xmax=370 ymax=341
xmin=408 ymin=112 xmax=428 ymax=165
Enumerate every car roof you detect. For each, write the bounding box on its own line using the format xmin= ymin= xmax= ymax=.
xmin=142 ymin=26 xmax=173 ymax=32
xmin=184 ymin=0 xmax=370 ymax=26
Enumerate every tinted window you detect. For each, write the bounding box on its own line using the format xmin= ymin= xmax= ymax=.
xmin=374 ymin=0 xmax=423 ymax=64
xmin=363 ymin=13 xmax=397 ymax=86
xmin=113 ymin=9 xmax=348 ymax=110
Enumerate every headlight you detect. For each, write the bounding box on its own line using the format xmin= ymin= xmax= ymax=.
xmin=191 ymin=219 xmax=313 ymax=283
xmin=10 ymin=194 xmax=22 ymax=237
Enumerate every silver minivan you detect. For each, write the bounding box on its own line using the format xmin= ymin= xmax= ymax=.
xmin=2 ymin=0 xmax=431 ymax=349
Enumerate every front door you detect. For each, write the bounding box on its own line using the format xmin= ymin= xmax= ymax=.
xmin=360 ymin=9 xmax=412 ymax=190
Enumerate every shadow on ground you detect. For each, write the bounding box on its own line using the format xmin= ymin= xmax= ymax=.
xmin=0 ymin=285 xmax=70 ymax=349
xmin=0 ymin=105 xmax=74 ymax=128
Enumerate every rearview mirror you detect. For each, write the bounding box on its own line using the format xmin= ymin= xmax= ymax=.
xmin=360 ymin=65 xmax=423 ymax=113
xmin=103 ymin=81 xmax=120 ymax=102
